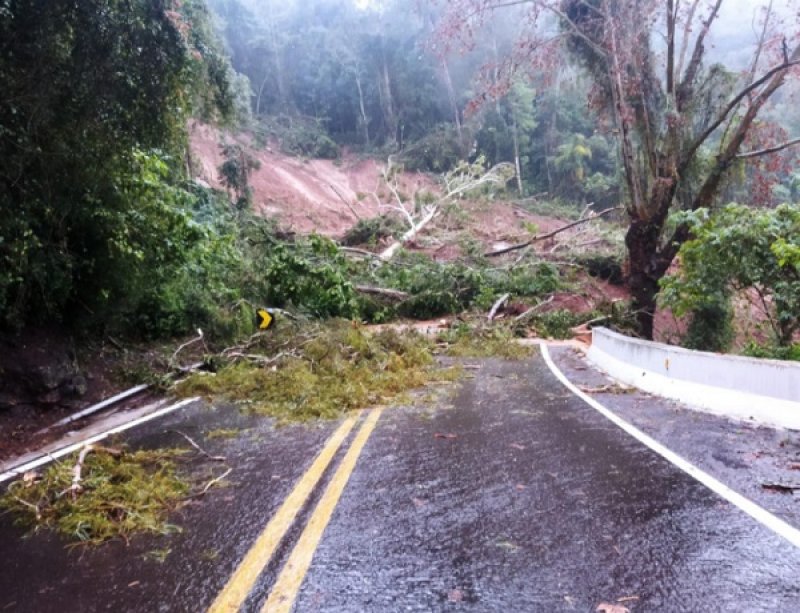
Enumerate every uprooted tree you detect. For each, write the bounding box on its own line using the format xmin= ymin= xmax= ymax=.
xmin=375 ymin=156 xmax=515 ymax=260
xmin=437 ymin=0 xmax=800 ymax=338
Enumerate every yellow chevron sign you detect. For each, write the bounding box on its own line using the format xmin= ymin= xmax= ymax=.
xmin=257 ymin=309 xmax=274 ymax=330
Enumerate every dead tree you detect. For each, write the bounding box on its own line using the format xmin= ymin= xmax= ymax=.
xmin=375 ymin=156 xmax=515 ymax=260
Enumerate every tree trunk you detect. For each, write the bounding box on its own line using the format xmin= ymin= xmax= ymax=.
xmin=268 ymin=22 xmax=288 ymax=114
xmin=426 ymin=13 xmax=462 ymax=142
xmin=511 ymin=110 xmax=523 ymax=195
xmin=623 ymin=161 xmax=681 ymax=339
xmin=379 ymin=38 xmax=397 ymax=142
xmin=625 ymin=218 xmax=662 ymax=339
xmin=441 ymin=58 xmax=462 ymax=142
xmin=355 ymin=72 xmax=370 ymax=147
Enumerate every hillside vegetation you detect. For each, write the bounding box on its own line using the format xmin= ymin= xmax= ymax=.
xmin=1 ymin=0 xmax=798 ymax=370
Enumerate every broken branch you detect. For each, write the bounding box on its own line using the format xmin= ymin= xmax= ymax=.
xmin=171 ymin=430 xmax=226 ymax=462
xmin=762 ymin=482 xmax=800 ymax=493
xmin=514 ymin=296 xmax=555 ymax=322
xmin=488 ymin=293 xmax=511 ymax=321
xmin=355 ymin=285 xmax=410 ymax=301
xmin=185 ymin=468 xmax=233 ymax=500
xmin=484 ymin=206 xmax=621 ymax=257
xmin=171 ymin=329 xmax=207 ymax=369
xmin=62 ymin=444 xmax=123 ymax=499
xmin=10 ymin=494 xmax=41 ymax=521
xmin=223 ymin=351 xmax=289 ymax=366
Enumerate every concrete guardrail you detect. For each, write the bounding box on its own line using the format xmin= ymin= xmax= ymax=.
xmin=586 ymin=327 xmax=800 ymax=430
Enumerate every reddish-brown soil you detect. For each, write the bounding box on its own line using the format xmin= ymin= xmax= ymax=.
xmin=190 ymin=122 xmax=436 ymax=237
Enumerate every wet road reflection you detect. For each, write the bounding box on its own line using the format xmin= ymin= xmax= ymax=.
xmin=291 ymin=357 xmax=800 ymax=611
xmin=1 ymin=356 xmax=799 ymax=612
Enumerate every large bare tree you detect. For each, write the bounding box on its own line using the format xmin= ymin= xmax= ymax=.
xmin=437 ymin=0 xmax=800 ymax=338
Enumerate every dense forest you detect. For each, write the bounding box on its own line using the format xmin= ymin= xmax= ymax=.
xmin=1 ymin=0 xmax=798 ymax=358
xmin=209 ymin=0 xmax=625 ymax=203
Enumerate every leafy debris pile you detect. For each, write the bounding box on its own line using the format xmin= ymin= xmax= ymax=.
xmin=0 ymin=447 xmax=191 ymax=545
xmin=438 ymin=323 xmax=534 ymax=360
xmin=175 ymin=320 xmax=461 ymax=421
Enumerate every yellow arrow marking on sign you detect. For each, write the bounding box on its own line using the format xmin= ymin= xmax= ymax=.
xmin=257 ymin=309 xmax=273 ymax=330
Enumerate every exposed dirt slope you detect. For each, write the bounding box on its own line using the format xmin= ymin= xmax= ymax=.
xmin=190 ymin=122 xmax=581 ymax=251
xmin=190 ymin=122 xmax=435 ymax=236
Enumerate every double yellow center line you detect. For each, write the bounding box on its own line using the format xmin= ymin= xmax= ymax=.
xmin=208 ymin=407 xmax=384 ymax=613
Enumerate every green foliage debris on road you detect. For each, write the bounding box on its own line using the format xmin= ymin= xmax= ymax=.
xmin=0 ymin=447 xmax=191 ymax=545
xmin=175 ymin=320 xmax=462 ymax=421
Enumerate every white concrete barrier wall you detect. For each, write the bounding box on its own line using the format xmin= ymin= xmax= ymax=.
xmin=586 ymin=327 xmax=800 ymax=430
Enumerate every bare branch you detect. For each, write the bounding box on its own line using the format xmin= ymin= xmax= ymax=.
xmin=683 ymin=55 xmax=800 ymax=165
xmin=514 ymin=296 xmax=555 ymax=322
xmin=484 ymin=206 xmax=620 ymax=257
xmin=223 ymin=351 xmax=289 ymax=366
xmin=354 ymin=285 xmax=410 ymax=301
xmin=184 ymin=468 xmax=233 ymax=500
xmin=677 ymin=0 xmax=724 ymax=105
xmin=171 ymin=329 xmax=206 ymax=369
xmin=60 ymin=445 xmax=123 ymax=500
xmin=340 ymin=246 xmax=383 ymax=259
xmin=745 ymin=0 xmax=774 ymax=90
xmin=9 ymin=494 xmax=41 ymax=520
xmin=676 ymin=0 xmax=703 ymax=81
xmin=488 ymin=293 xmax=511 ymax=321
xmin=170 ymin=430 xmax=226 ymax=462
xmin=736 ymin=136 xmax=800 ymax=159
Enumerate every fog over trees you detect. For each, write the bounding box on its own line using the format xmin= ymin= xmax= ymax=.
xmin=1 ymin=0 xmax=797 ymax=347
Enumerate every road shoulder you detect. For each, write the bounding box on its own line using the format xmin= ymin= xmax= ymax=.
xmin=548 ymin=344 xmax=800 ymax=529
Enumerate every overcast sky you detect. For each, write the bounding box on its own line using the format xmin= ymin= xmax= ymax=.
xmin=709 ymin=0 xmax=798 ymax=66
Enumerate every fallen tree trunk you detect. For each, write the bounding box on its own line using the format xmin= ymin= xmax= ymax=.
xmin=484 ymin=206 xmax=621 ymax=257
xmin=378 ymin=206 xmax=439 ymax=261
xmin=355 ymin=285 xmax=410 ymax=301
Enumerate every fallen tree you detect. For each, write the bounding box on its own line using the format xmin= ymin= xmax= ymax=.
xmin=484 ymin=206 xmax=621 ymax=257
xmin=377 ymin=156 xmax=515 ymax=260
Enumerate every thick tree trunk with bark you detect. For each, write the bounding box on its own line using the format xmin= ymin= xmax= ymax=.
xmin=624 ymin=170 xmax=678 ymax=339
xmin=625 ymin=218 xmax=666 ymax=339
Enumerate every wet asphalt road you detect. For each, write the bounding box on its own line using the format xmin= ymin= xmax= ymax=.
xmin=2 ymin=353 xmax=800 ymax=611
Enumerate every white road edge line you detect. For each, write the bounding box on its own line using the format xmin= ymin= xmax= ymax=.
xmin=0 ymin=397 xmax=200 ymax=484
xmin=540 ymin=343 xmax=800 ymax=550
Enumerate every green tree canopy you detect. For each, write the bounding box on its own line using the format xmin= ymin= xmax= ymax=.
xmin=0 ymin=0 xmax=234 ymax=330
xmin=661 ymin=204 xmax=800 ymax=349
